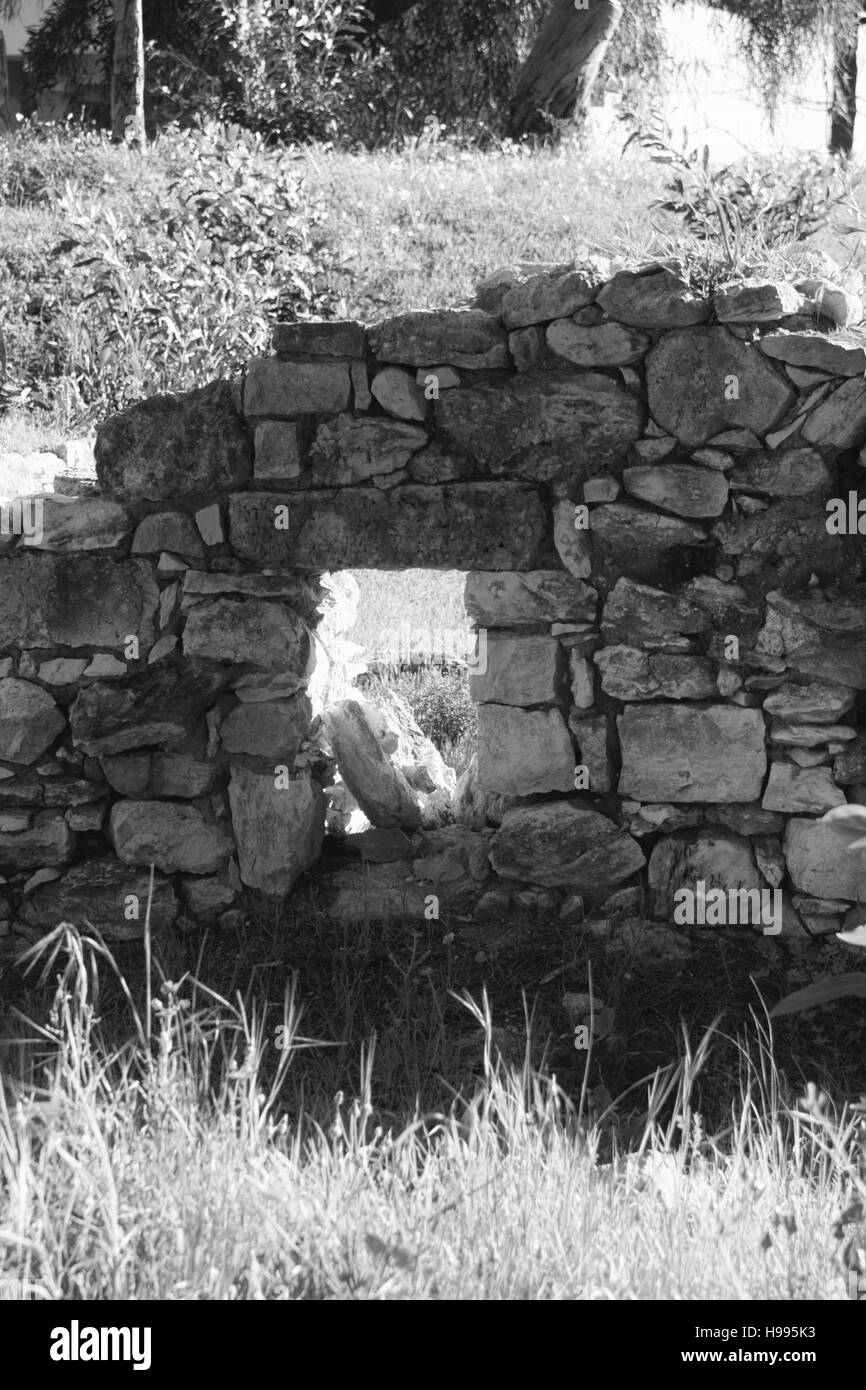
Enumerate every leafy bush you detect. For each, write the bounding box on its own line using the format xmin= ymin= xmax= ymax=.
xmin=0 ymin=120 xmax=341 ymax=422
xmin=390 ymin=666 xmax=478 ymax=753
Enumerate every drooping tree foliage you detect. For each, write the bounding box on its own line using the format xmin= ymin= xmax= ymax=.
xmin=689 ymin=0 xmax=862 ymax=152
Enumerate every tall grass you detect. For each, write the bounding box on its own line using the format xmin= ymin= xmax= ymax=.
xmin=0 ymin=923 xmax=861 ymax=1300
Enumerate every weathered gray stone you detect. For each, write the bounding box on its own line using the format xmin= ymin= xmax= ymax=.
xmin=194 ymin=504 xmax=224 ymax=546
xmin=729 ymin=446 xmax=830 ymax=498
xmin=477 ymin=705 xmax=574 ymax=795
xmin=254 ymin=421 xmax=307 ymax=482
xmin=180 ymin=873 xmax=237 ymax=924
xmin=490 ymin=802 xmax=645 ymax=891
xmin=323 ymin=699 xmax=422 ymax=830
xmin=37 ymin=658 xmax=89 ymax=686
xmin=568 ymin=711 xmax=612 ymax=792
xmin=587 ymin=505 xmax=708 ymax=586
xmin=464 ymin=571 xmax=597 ymax=626
xmin=646 ymin=328 xmax=795 ymax=446
xmin=0 ymin=679 xmax=65 ymax=764
xmin=69 ymin=661 xmax=224 ymax=755
xmin=368 ymin=309 xmax=509 ymax=368
xmin=469 ymin=635 xmax=560 ymax=706
xmin=834 ymin=738 xmax=866 ymax=785
xmin=648 ymin=831 xmax=762 ymax=918
xmin=760 ymin=590 xmax=866 ymax=689
xmin=715 ymin=503 xmax=859 ymax=595
xmin=415 ymin=365 xmax=460 ymax=390
xmin=229 ymin=485 xmax=550 ymax=571
xmin=622 ymin=463 xmax=729 ymax=518
xmin=100 ymin=753 xmax=150 ymax=796
xmin=110 ymin=800 xmax=233 ymax=874
xmin=629 ymin=438 xmax=677 ymax=465
xmin=23 ymin=496 xmax=131 ymax=552
xmin=754 ymin=835 xmax=786 ymax=888
xmin=21 ymin=860 xmax=178 ymax=937
xmin=569 ymin=649 xmax=595 ymax=708
xmin=150 ymin=752 xmax=216 ymax=798
xmin=219 ymin=695 xmax=311 ymax=759
xmin=0 ymin=555 xmax=158 ymax=651
xmin=131 ymin=511 xmax=204 ymax=559
xmin=762 ymin=762 xmax=845 ymax=814
xmin=413 ymin=825 xmax=494 ymax=904
xmin=595 ymin=647 xmax=716 ymax=701
xmin=785 ymin=816 xmax=866 ymax=900
xmin=271 ymin=320 xmax=365 ymax=356
xmin=0 ymin=813 xmax=73 ymax=870
xmin=244 ymin=358 xmax=351 ymax=416
xmin=228 ymin=765 xmax=325 ymax=897
xmin=345 ymin=827 xmax=415 ymax=863
xmin=601 ymin=577 xmax=710 ymax=649
xmin=371 ymin=367 xmax=429 ymax=422
xmin=596 ymin=268 xmax=709 ymax=328
xmin=437 ymin=370 xmax=643 ymax=481
xmin=310 ymin=415 xmax=427 ymax=484
xmin=770 ymin=721 xmax=856 ymax=747
xmin=508 ymin=327 xmax=541 ymax=373
xmin=619 ymin=704 xmax=767 ymax=802
xmin=499 ymin=263 xmax=606 ymax=329
xmin=553 ymin=500 xmax=592 ymax=578
xmin=714 ymin=281 xmax=802 ymax=322
xmin=794 ymin=279 xmax=863 ymax=327
xmin=762 ymin=681 xmax=855 ymax=724
xmin=546 ymin=319 xmax=650 ymax=367
xmin=759 ymin=330 xmax=866 ymax=376
xmin=183 ymin=597 xmax=311 ymax=674
xmin=96 ymin=379 xmax=251 ymax=503
xmin=584 ymin=475 xmax=621 ymax=503
xmin=801 ymin=377 xmax=866 ymax=449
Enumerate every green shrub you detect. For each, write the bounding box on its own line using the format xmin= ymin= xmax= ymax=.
xmin=390 ymin=666 xmax=478 ymax=753
xmin=0 ymin=120 xmax=341 ymax=422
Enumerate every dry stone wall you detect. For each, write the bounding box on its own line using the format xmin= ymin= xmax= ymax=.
xmin=2 ymin=255 xmax=866 ymax=947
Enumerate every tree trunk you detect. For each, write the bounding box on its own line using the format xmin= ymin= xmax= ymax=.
xmin=111 ymin=0 xmax=145 ymax=144
xmin=507 ymin=0 xmax=623 ymax=141
xmin=828 ymin=19 xmax=858 ymax=156
xmin=0 ymin=34 xmax=10 ymax=135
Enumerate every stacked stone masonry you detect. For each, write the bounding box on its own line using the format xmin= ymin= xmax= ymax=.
xmin=2 ymin=255 xmax=866 ymax=946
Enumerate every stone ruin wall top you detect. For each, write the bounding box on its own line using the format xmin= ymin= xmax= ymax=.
xmin=1 ymin=255 xmax=866 ymax=946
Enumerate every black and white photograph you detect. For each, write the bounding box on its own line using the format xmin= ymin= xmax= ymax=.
xmin=0 ymin=0 xmax=864 ymax=1343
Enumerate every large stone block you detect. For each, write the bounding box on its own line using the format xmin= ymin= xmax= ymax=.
xmin=25 ymin=497 xmax=131 ymax=552
xmin=0 ymin=812 xmax=74 ymax=870
xmin=322 ymin=698 xmax=422 ymax=830
xmin=244 ymin=358 xmax=351 ymax=416
xmin=600 ymin=577 xmax=710 ymax=649
xmin=646 ymin=328 xmax=795 ymax=446
xmin=437 ymin=371 xmax=643 ymax=481
xmin=109 ymin=800 xmax=233 ymax=874
xmin=0 ymin=678 xmax=65 ymax=764
xmin=310 ymin=415 xmax=428 ymax=484
xmin=618 ymin=704 xmax=767 ymax=803
xmin=183 ymin=596 xmax=312 ymax=674
xmin=220 ymin=695 xmax=312 ymax=760
xmin=96 ymin=379 xmax=251 ymax=503
xmin=498 ymin=262 xmax=606 ymax=328
xmin=622 ymin=463 xmax=729 ymax=518
xmin=228 ymin=765 xmax=325 ymax=896
xmin=69 ymin=660 xmax=224 ymax=755
xmin=762 ymin=762 xmax=845 ymax=814
xmin=368 ymin=309 xmax=509 ymax=368
xmin=595 ymin=648 xmax=716 ymax=701
xmin=785 ymin=816 xmax=866 ymax=900
xmin=228 ymin=484 xmax=550 ymax=571
xmin=20 ymin=860 xmax=178 ymax=938
xmin=759 ymin=590 xmax=866 ymax=689
xmin=476 ymin=705 xmax=574 ymax=795
xmin=490 ymin=802 xmax=645 ymax=890
xmin=271 ymin=320 xmax=366 ymax=356
xmin=0 ymin=555 xmax=158 ymax=651
xmin=546 ymin=319 xmax=650 ymax=367
xmin=464 ymin=571 xmax=597 ymax=626
xmin=596 ymin=268 xmax=710 ymax=328
xmin=587 ymin=505 xmax=708 ymax=587
xmin=469 ymin=635 xmax=560 ymax=706
xmin=648 ymin=831 xmax=762 ymax=918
